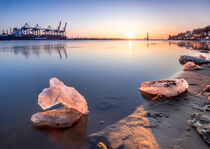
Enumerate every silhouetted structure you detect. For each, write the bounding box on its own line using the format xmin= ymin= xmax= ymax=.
xmin=147 ymin=33 xmax=149 ymax=40
xmin=0 ymin=22 xmax=68 ymax=40
xmin=168 ymin=25 xmax=210 ymax=40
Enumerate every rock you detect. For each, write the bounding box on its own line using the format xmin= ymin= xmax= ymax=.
xmin=139 ymin=79 xmax=188 ymax=97
xmin=179 ymin=55 xmax=210 ymax=65
xmin=38 ymin=77 xmax=88 ymax=114
xmin=188 ymin=113 xmax=210 ymax=144
xmin=31 ymin=107 xmax=82 ymax=128
xmin=183 ymin=62 xmax=201 ymax=71
xmin=89 ymin=106 xmax=160 ymax=149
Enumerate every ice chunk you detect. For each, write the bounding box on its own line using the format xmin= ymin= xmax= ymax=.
xmin=38 ymin=78 xmax=88 ymax=114
xmin=31 ymin=107 xmax=82 ymax=128
xmin=198 ymin=54 xmax=206 ymax=60
xmin=183 ymin=62 xmax=201 ymax=71
xmin=179 ymin=55 xmax=210 ymax=65
xmin=139 ymin=79 xmax=188 ymax=97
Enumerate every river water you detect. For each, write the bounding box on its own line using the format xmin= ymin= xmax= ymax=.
xmin=0 ymin=40 xmax=208 ymax=149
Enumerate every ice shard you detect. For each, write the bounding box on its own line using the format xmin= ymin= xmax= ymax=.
xmin=38 ymin=78 xmax=88 ymax=114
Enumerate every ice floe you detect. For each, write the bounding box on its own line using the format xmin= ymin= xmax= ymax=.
xmin=139 ymin=79 xmax=188 ymax=97
xmin=38 ymin=78 xmax=88 ymax=114
xmin=31 ymin=78 xmax=88 ymax=128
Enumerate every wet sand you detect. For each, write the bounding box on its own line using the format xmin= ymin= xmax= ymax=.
xmin=144 ymin=63 xmax=210 ymax=149
xmin=89 ymin=59 xmax=210 ymax=149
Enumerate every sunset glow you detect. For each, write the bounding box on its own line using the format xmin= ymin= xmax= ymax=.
xmin=125 ymin=32 xmax=136 ymax=39
xmin=0 ymin=0 xmax=210 ymax=39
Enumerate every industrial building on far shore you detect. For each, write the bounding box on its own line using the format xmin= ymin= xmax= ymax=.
xmin=0 ymin=22 xmax=68 ymax=40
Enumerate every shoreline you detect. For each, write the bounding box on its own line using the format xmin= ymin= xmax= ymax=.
xmin=144 ymin=62 xmax=210 ymax=149
xmin=89 ymin=55 xmax=210 ymax=149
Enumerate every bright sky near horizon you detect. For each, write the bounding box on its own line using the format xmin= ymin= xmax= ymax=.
xmin=0 ymin=0 xmax=210 ymax=39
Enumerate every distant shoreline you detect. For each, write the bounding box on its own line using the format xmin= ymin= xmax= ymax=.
xmin=0 ymin=38 xmax=166 ymax=41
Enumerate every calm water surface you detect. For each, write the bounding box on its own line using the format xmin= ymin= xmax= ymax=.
xmin=0 ymin=40 xmax=208 ymax=149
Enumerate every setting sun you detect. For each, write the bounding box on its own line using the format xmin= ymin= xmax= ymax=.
xmin=125 ymin=32 xmax=136 ymax=39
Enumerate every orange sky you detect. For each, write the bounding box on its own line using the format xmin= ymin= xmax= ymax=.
xmin=1 ymin=0 xmax=210 ymax=39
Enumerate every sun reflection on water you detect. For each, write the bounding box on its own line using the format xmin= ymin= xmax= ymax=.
xmin=128 ymin=40 xmax=132 ymax=55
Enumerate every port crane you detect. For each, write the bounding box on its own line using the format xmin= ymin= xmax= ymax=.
xmin=44 ymin=25 xmax=53 ymax=35
xmin=60 ymin=22 xmax=67 ymax=36
xmin=21 ymin=23 xmax=32 ymax=35
xmin=54 ymin=21 xmax=62 ymax=35
xmin=0 ymin=21 xmax=68 ymax=40
xmin=32 ymin=24 xmax=41 ymax=36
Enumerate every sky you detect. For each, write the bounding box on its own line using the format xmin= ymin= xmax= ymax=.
xmin=0 ymin=0 xmax=210 ymax=39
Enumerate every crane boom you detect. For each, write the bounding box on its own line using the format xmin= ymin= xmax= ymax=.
xmin=64 ymin=22 xmax=67 ymax=31
xmin=58 ymin=21 xmax=61 ymax=30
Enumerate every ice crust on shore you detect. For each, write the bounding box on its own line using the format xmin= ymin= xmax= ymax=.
xmin=139 ymin=79 xmax=188 ymax=97
xmin=184 ymin=62 xmax=201 ymax=71
xmin=38 ymin=78 xmax=88 ymax=114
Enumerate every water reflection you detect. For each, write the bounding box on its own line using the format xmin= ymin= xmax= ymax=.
xmin=128 ymin=40 xmax=132 ymax=55
xmin=33 ymin=116 xmax=88 ymax=149
xmin=169 ymin=41 xmax=210 ymax=52
xmin=0 ymin=44 xmax=68 ymax=59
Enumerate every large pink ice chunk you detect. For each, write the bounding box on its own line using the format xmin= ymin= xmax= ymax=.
xmin=38 ymin=78 xmax=88 ymax=114
xmin=139 ymin=79 xmax=188 ymax=97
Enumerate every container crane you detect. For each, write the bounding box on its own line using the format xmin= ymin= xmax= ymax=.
xmin=32 ymin=24 xmax=41 ymax=36
xmin=44 ymin=26 xmax=53 ymax=35
xmin=21 ymin=23 xmax=31 ymax=35
xmin=60 ymin=22 xmax=67 ymax=36
xmin=54 ymin=21 xmax=62 ymax=35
